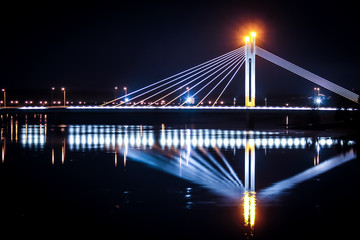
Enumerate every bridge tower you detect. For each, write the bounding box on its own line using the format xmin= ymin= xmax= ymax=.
xmin=245 ymin=32 xmax=256 ymax=107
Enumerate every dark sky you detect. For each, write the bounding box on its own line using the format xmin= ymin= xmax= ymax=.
xmin=1 ymin=0 xmax=359 ymax=100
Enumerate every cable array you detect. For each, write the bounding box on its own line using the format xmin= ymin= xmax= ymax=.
xmin=255 ymin=46 xmax=359 ymax=103
xmin=101 ymin=44 xmax=359 ymax=107
xmin=102 ymin=47 xmax=245 ymax=107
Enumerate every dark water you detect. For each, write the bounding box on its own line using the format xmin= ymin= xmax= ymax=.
xmin=1 ymin=114 xmax=359 ymax=239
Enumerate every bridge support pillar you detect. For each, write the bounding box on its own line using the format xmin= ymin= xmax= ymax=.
xmin=245 ymin=33 xmax=256 ymax=107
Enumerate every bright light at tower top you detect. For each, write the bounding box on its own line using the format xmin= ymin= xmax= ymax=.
xmin=244 ymin=31 xmax=257 ymax=43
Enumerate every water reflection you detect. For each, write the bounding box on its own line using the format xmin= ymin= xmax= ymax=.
xmin=244 ymin=191 xmax=256 ymax=228
xmin=18 ymin=123 xmax=347 ymax=151
xmin=1 ymin=118 xmax=358 ymax=234
xmin=258 ymin=149 xmax=356 ymax=200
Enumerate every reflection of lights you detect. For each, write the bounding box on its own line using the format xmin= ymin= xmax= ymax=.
xmin=19 ymin=124 xmax=341 ymax=152
xmin=2 ymin=141 xmax=5 ymax=163
xmin=243 ymin=191 xmax=256 ymax=228
xmin=51 ymin=148 xmax=54 ymax=165
xmin=259 ymin=150 xmax=356 ymax=199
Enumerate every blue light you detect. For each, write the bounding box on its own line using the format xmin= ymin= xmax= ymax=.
xmin=186 ymin=97 xmax=194 ymax=104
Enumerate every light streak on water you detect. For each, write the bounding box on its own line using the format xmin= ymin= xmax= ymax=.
xmin=125 ymin=146 xmax=245 ymax=201
xmin=15 ymin=123 xmax=358 ymax=203
xmin=258 ymin=150 xmax=356 ymax=201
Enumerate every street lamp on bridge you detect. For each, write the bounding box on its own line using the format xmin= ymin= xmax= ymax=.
xmin=51 ymin=87 xmax=55 ymax=106
xmin=61 ymin=87 xmax=66 ymax=107
xmin=1 ymin=89 xmax=5 ymax=108
xmin=314 ymin=87 xmax=320 ymax=96
xmin=114 ymin=86 xmax=118 ymax=98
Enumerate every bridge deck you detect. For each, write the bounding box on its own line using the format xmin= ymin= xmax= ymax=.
xmin=0 ymin=105 xmax=355 ymax=114
xmin=1 ymin=106 xmax=356 ymax=127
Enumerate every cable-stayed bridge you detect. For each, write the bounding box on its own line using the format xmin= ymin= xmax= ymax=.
xmin=1 ymin=32 xmax=358 ymax=126
xmin=102 ymin=32 xmax=359 ymax=108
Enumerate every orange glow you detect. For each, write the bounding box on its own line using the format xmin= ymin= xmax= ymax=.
xmin=234 ymin=20 xmax=265 ymax=46
xmin=245 ymin=36 xmax=250 ymax=43
xmin=243 ymin=191 xmax=256 ymax=228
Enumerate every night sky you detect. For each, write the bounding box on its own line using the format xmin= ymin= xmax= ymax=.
xmin=1 ymin=1 xmax=359 ymax=101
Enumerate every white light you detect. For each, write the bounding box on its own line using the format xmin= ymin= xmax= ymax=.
xmin=136 ymin=135 xmax=141 ymax=146
xmin=148 ymin=135 xmax=154 ymax=146
xmin=167 ymin=136 xmax=172 ymax=147
xmin=234 ymin=139 xmax=240 ymax=147
xmin=268 ymin=138 xmax=274 ymax=147
xmin=274 ymin=138 xmax=280 ymax=147
xmin=223 ymin=138 xmax=229 ymax=148
xmin=255 ymin=138 xmax=261 ymax=147
xmin=211 ymin=138 xmax=216 ymax=147
xmin=82 ymin=135 xmax=87 ymax=145
xmin=173 ymin=136 xmax=179 ymax=147
xmin=192 ymin=137 xmax=197 ymax=147
xmin=294 ymin=138 xmax=300 ymax=147
xmin=75 ymin=135 xmax=80 ymax=145
xmin=230 ymin=138 xmax=235 ymax=147
xmin=87 ymin=135 xmax=93 ymax=145
xmin=204 ymin=137 xmax=210 ymax=147
xmin=69 ymin=134 xmax=74 ymax=145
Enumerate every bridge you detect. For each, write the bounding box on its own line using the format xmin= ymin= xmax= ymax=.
xmin=100 ymin=31 xmax=359 ymax=107
xmin=1 ymin=32 xmax=358 ymax=126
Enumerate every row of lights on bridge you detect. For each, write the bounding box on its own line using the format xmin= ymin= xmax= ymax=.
xmin=1 ymin=85 xmax=325 ymax=107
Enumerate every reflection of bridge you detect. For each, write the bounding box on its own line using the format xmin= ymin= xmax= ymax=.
xmin=2 ymin=121 xmax=357 ymax=230
xmin=19 ymin=123 xmax=344 ymax=150
xmin=102 ymin=31 xmax=358 ymax=107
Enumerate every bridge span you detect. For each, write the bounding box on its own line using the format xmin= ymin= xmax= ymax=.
xmin=1 ymin=106 xmax=356 ymax=127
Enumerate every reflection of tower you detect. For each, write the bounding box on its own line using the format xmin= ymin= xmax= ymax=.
xmin=245 ymin=140 xmax=255 ymax=192
xmin=123 ymin=132 xmax=128 ymax=168
xmin=244 ymin=139 xmax=256 ymax=229
xmin=243 ymin=191 xmax=256 ymax=228
xmin=314 ymin=139 xmax=320 ymax=165
xmin=61 ymin=140 xmax=65 ymax=164
xmin=114 ymin=145 xmax=118 ymax=167
xmin=1 ymin=138 xmax=5 ymax=164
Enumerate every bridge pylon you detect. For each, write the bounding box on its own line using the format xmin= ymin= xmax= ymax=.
xmin=245 ymin=32 xmax=256 ymax=107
